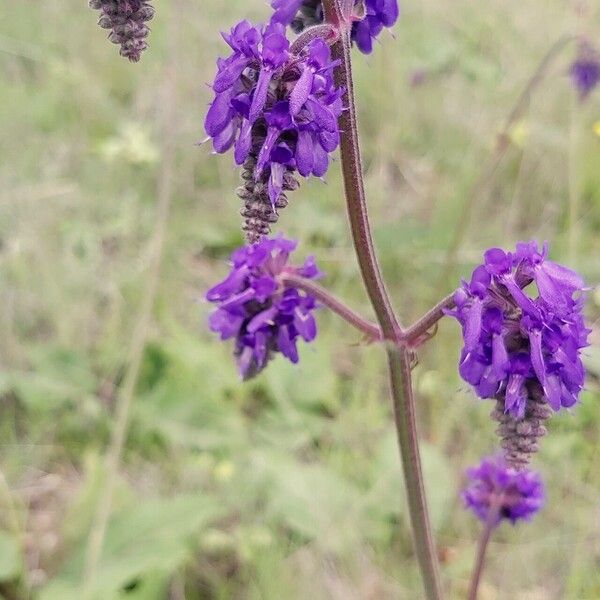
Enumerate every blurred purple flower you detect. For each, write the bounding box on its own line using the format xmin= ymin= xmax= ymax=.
xmin=463 ymin=456 xmax=544 ymax=526
xmin=270 ymin=0 xmax=400 ymax=55
xmin=89 ymin=0 xmax=155 ymax=62
xmin=570 ymin=41 xmax=600 ymax=102
xmin=449 ymin=241 xmax=588 ymax=419
xmin=206 ymin=236 xmax=321 ymax=379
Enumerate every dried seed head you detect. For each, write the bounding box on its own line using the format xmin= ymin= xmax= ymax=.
xmin=492 ymin=386 xmax=552 ymax=470
xmin=238 ymin=155 xmax=299 ymax=244
xmin=89 ymin=0 xmax=154 ymax=63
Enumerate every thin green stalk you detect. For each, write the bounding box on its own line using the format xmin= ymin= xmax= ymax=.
xmin=442 ymin=35 xmax=575 ymax=284
xmin=467 ymin=503 xmax=501 ymax=600
xmin=321 ymin=2 xmax=443 ymax=597
xmin=567 ymin=94 xmax=582 ymax=265
xmin=81 ymin=15 xmax=179 ymax=598
xmin=0 ymin=468 xmax=30 ymax=597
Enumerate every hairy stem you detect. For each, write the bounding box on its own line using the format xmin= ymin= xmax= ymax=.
xmin=467 ymin=504 xmax=501 ymax=600
xmin=284 ymin=273 xmax=454 ymax=349
xmin=404 ymin=293 xmax=455 ymax=346
xmin=322 ymin=2 xmax=443 ymax=598
xmin=81 ymin=14 xmax=179 ymax=598
xmin=322 ymin=0 xmax=401 ymax=337
xmin=281 ymin=273 xmax=381 ymax=340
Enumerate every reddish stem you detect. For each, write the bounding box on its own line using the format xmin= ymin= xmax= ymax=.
xmin=281 ymin=273 xmax=381 ymax=341
xmin=321 ymin=2 xmax=444 ymax=598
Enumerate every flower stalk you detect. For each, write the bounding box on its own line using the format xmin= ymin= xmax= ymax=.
xmin=321 ymin=1 xmax=444 ymax=597
xmin=281 ymin=272 xmax=381 ymax=341
xmin=467 ymin=502 xmax=501 ymax=600
xmin=283 ymin=273 xmax=455 ymax=348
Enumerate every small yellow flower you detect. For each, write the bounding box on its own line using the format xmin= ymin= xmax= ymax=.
xmin=214 ymin=460 xmax=235 ymax=482
xmin=508 ymin=120 xmax=530 ymax=148
xmin=593 ymin=120 xmax=600 ymax=137
xmin=98 ymin=122 xmax=160 ymax=166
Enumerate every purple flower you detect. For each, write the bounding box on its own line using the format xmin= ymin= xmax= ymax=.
xmin=463 ymin=456 xmax=544 ymax=526
xmin=570 ymin=41 xmax=600 ymax=102
xmin=89 ymin=0 xmax=155 ymax=62
xmin=204 ymin=21 xmax=343 ymax=208
xmin=270 ymin=0 xmax=400 ymax=55
xmin=352 ymin=0 xmax=400 ymax=54
xmin=206 ymin=236 xmax=321 ymax=379
xmin=449 ymin=241 xmax=589 ymax=417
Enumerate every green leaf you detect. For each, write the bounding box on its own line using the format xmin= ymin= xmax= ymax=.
xmin=40 ymin=494 xmax=223 ymax=600
xmin=365 ymin=432 xmax=454 ymax=534
xmin=257 ymin=452 xmax=362 ymax=551
xmin=0 ymin=531 xmax=23 ymax=582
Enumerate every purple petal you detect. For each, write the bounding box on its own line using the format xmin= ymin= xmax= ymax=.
xmin=206 ymin=265 xmax=249 ymax=301
xmin=234 ymin=119 xmax=252 ymax=165
xmin=463 ymin=298 xmax=484 ymax=351
xmin=247 ymin=306 xmax=278 ymax=333
xmin=204 ymin=90 xmax=233 ymax=137
xmin=289 ymin=67 xmax=314 ymax=116
xmin=293 ymin=307 xmax=317 ymax=341
xmin=208 ymin=309 xmax=243 ymax=340
xmin=213 ymin=55 xmax=249 ymax=93
xmin=277 ymin=326 xmax=299 ymax=363
xmin=295 ymin=130 xmax=314 ymax=177
xmin=249 ymin=68 xmax=274 ymax=123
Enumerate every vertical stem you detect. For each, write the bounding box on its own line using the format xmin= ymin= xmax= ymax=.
xmin=567 ymin=95 xmax=582 ymax=265
xmin=467 ymin=505 xmax=501 ymax=600
xmin=321 ymin=3 xmax=443 ymax=598
xmin=81 ymin=10 xmax=179 ymax=597
xmin=387 ymin=345 xmax=444 ymax=600
xmin=322 ymin=1 xmax=401 ymax=337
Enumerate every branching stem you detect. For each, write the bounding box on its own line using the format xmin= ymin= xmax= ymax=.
xmin=281 ymin=272 xmax=381 ymax=341
xmin=321 ymin=2 xmax=444 ymax=598
xmin=283 ymin=273 xmax=455 ymax=348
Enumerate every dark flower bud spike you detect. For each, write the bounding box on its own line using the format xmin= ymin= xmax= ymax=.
xmin=89 ymin=0 xmax=155 ymax=63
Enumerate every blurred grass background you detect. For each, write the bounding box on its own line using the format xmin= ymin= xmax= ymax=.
xmin=0 ymin=0 xmax=599 ymax=598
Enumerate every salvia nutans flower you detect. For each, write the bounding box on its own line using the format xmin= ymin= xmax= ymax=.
xmin=463 ymin=456 xmax=544 ymax=526
xmin=89 ymin=0 xmax=155 ymax=63
xmin=206 ymin=236 xmax=321 ymax=380
xmin=204 ymin=21 xmax=344 ymax=243
xmin=569 ymin=40 xmax=600 ymax=102
xmin=271 ymin=0 xmax=400 ymax=55
xmin=449 ymin=241 xmax=589 ymax=469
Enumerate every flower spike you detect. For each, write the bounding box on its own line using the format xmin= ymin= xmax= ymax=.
xmin=206 ymin=236 xmax=322 ymax=379
xmin=204 ymin=22 xmax=343 ymax=242
xmin=449 ymin=241 xmax=589 ymax=468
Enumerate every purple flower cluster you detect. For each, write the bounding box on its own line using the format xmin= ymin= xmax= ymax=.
xmin=570 ymin=41 xmax=600 ymax=102
xmin=89 ymin=0 xmax=155 ymax=62
xmin=463 ymin=456 xmax=544 ymax=526
xmin=450 ymin=241 xmax=588 ymax=420
xmin=206 ymin=236 xmax=321 ymax=379
xmin=204 ymin=21 xmax=343 ymax=207
xmin=271 ymin=0 xmax=400 ymax=55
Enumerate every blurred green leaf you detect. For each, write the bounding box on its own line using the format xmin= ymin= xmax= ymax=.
xmin=0 ymin=531 xmax=23 ymax=582
xmin=41 ymin=494 xmax=223 ymax=600
xmin=366 ymin=432 xmax=454 ymax=533
xmin=257 ymin=452 xmax=362 ymax=550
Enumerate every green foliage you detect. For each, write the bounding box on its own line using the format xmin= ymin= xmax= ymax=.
xmin=0 ymin=532 xmax=23 ymax=582
xmin=41 ymin=494 xmax=223 ymax=600
xmin=0 ymin=0 xmax=598 ymax=598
